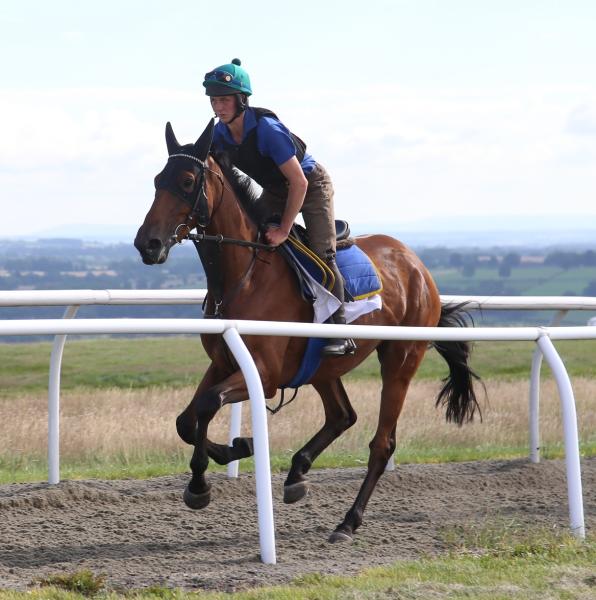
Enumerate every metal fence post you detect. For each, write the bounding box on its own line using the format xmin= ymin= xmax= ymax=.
xmin=536 ymin=333 xmax=585 ymax=539
xmin=222 ymin=327 xmax=276 ymax=564
xmin=48 ymin=305 xmax=79 ymax=484
xmin=529 ymin=346 xmax=543 ymax=463
xmin=529 ymin=310 xmax=568 ymax=463
xmin=227 ymin=403 xmax=243 ymax=478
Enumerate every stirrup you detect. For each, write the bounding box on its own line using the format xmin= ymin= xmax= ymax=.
xmin=321 ymin=338 xmax=356 ymax=357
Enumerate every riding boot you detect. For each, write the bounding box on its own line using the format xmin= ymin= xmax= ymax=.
xmin=321 ymin=259 xmax=357 ymax=357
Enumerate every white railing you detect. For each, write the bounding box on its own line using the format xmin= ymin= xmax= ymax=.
xmin=1 ymin=291 xmax=595 ymax=564
xmin=0 ymin=289 xmax=208 ymax=306
xmin=2 ymin=290 xmax=594 ymax=468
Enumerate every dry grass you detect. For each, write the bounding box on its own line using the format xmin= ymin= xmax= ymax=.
xmin=1 ymin=378 xmax=594 ymax=466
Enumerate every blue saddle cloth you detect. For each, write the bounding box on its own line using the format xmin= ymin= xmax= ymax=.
xmin=280 ymin=242 xmax=382 ymax=389
xmin=284 ymin=239 xmax=382 ymax=300
xmin=336 ymin=243 xmax=382 ymax=300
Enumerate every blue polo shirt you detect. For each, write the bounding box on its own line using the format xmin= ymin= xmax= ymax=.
xmin=212 ymin=108 xmax=316 ymax=174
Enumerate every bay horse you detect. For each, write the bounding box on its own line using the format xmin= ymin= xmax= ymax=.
xmin=134 ymin=119 xmax=480 ymax=543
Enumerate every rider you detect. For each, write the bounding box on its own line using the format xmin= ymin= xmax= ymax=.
xmin=204 ymin=58 xmax=355 ymax=356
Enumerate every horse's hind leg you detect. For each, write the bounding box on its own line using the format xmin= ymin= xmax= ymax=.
xmin=329 ymin=341 xmax=427 ymax=543
xmin=284 ymin=378 xmax=357 ymax=503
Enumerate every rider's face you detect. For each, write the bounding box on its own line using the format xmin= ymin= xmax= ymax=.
xmin=210 ymin=95 xmax=237 ymax=123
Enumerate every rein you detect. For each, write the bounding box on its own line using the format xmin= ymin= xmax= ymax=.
xmin=199 ymin=244 xmax=259 ymax=319
xmin=163 ymin=154 xmax=275 ymax=318
xmin=187 ymin=231 xmax=274 ymax=251
xmin=165 ymin=154 xmax=274 ymax=252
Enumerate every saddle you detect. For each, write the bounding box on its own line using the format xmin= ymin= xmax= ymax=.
xmin=276 ymin=220 xmax=382 ymax=303
xmin=274 ymin=220 xmax=383 ymax=390
xmin=276 ymin=221 xmax=350 ymax=301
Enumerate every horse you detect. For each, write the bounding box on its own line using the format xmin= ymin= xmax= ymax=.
xmin=134 ymin=118 xmax=481 ymax=543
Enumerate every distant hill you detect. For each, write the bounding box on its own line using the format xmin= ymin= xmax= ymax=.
xmin=15 ymin=224 xmax=139 ymax=244
xmin=15 ymin=214 xmax=596 ymax=248
xmin=1 ymin=236 xmax=595 ymax=335
xmin=352 ymin=214 xmax=596 ymax=249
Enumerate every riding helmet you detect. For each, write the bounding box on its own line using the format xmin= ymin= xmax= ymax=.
xmin=203 ymin=58 xmax=252 ymax=96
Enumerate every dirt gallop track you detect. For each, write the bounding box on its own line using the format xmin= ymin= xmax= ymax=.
xmin=0 ymin=458 xmax=594 ymax=592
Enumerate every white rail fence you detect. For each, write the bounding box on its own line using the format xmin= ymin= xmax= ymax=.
xmin=1 ymin=291 xmax=595 ymax=564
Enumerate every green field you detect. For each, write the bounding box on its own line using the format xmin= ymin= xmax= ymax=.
xmin=433 ymin=264 xmax=596 ymax=296
xmin=1 ymin=336 xmax=594 ymax=483
xmin=2 ymin=336 xmax=596 ymax=397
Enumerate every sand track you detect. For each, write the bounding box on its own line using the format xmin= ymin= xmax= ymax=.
xmin=0 ymin=458 xmax=593 ymax=592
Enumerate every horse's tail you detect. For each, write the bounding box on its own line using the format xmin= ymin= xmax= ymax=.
xmin=431 ymin=303 xmax=483 ymax=426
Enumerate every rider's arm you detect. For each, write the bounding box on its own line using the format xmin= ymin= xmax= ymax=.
xmin=277 ymin=156 xmax=308 ymax=236
xmin=258 ymin=116 xmax=309 ymax=246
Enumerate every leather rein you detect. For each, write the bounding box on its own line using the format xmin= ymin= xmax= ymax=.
xmin=160 ymin=153 xmax=274 ymax=318
xmin=162 ymin=153 xmax=272 ymax=250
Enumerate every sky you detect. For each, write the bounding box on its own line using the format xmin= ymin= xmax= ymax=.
xmin=1 ymin=0 xmax=595 ymax=239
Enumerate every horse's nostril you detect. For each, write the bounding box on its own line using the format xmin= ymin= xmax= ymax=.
xmin=147 ymin=239 xmax=163 ymax=251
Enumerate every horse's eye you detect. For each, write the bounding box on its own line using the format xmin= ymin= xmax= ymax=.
xmin=183 ymin=178 xmax=194 ymax=189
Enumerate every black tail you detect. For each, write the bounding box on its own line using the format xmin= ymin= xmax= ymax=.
xmin=432 ymin=303 xmax=483 ymax=426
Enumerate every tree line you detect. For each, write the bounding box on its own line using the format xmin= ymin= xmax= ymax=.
xmin=1 ymin=241 xmax=595 ymax=295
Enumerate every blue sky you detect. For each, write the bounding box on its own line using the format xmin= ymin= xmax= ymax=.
xmin=1 ymin=0 xmax=595 ymax=238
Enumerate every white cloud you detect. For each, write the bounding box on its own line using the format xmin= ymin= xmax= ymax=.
xmin=0 ymin=88 xmax=201 ymax=172
xmin=1 ymin=83 xmax=595 ymax=235
xmin=566 ymin=103 xmax=596 ymax=136
xmin=61 ymin=31 xmax=85 ymax=42
xmin=281 ymin=85 xmax=596 ymax=185
xmin=273 ymin=84 xmax=596 ymax=223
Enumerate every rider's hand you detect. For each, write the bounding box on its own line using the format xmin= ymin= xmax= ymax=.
xmin=264 ymin=225 xmax=289 ymax=247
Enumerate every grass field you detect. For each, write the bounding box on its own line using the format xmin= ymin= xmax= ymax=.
xmin=433 ymin=264 xmax=596 ymax=296
xmin=2 ymin=377 xmax=595 ymax=484
xmin=0 ymin=337 xmax=594 ymax=483
xmin=2 ymin=336 xmax=596 ymax=397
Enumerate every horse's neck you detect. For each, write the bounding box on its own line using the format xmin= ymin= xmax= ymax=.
xmin=208 ymin=185 xmax=255 ymax=243
xmin=204 ymin=170 xmax=258 ymax=290
xmin=201 ymin=165 xmax=308 ymax=321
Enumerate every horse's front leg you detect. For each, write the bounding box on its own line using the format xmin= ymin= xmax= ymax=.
xmin=183 ymin=369 xmax=248 ymax=510
xmin=177 ymin=363 xmax=254 ymax=464
xmin=206 ymin=437 xmax=254 ymax=465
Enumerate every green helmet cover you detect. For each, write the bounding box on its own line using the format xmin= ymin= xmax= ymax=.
xmin=203 ymin=58 xmax=252 ymax=96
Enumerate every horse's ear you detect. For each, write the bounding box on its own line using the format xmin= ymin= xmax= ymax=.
xmin=165 ymin=122 xmax=181 ymax=155
xmin=194 ymin=118 xmax=215 ymax=162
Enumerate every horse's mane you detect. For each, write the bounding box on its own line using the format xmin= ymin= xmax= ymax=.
xmin=210 ymin=151 xmax=268 ymax=228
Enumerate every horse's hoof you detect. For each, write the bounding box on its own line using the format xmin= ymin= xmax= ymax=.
xmin=183 ymin=485 xmax=211 ymax=510
xmin=283 ymin=480 xmax=309 ymax=504
xmin=328 ymin=530 xmax=353 ymax=544
xmin=232 ymin=436 xmax=254 ymax=458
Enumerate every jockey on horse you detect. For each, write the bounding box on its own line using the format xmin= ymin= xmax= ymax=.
xmin=204 ymin=58 xmax=355 ymax=356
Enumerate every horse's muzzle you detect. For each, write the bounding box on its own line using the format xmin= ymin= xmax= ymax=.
xmin=134 ymin=236 xmax=169 ymax=265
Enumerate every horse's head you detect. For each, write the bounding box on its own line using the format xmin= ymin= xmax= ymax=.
xmin=134 ymin=119 xmax=215 ymax=264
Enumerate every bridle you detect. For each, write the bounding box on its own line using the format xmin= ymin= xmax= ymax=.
xmin=156 ymin=153 xmax=274 ymax=318
xmin=157 ymin=153 xmax=218 ymax=242
xmin=158 ymin=153 xmax=272 ymax=250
